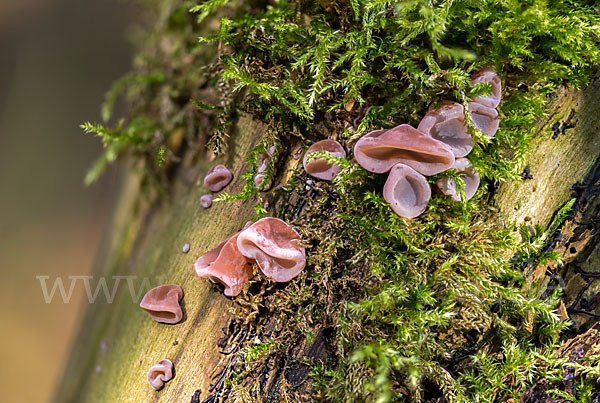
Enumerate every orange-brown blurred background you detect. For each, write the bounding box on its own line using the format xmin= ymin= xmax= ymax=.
xmin=0 ymin=0 xmax=136 ymax=401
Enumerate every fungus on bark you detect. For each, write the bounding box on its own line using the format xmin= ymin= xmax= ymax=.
xmin=383 ymin=163 xmax=431 ymax=218
xmin=254 ymin=145 xmax=276 ymax=191
xmin=418 ymin=101 xmax=474 ymax=157
xmin=470 ymin=66 xmax=501 ymax=108
xmin=436 ymin=158 xmax=481 ymax=201
xmin=200 ymin=194 xmax=213 ymax=208
xmin=147 ymin=359 xmax=174 ymax=390
xmin=302 ymin=139 xmax=346 ymax=181
xmin=468 ymin=102 xmax=499 ymax=138
xmin=204 ymin=164 xmax=233 ymax=192
xmin=139 ymin=284 xmax=184 ymax=324
xmin=194 ymin=230 xmax=253 ymax=297
xmin=353 ymin=124 xmax=455 ymax=175
xmin=237 ymin=217 xmax=306 ymax=282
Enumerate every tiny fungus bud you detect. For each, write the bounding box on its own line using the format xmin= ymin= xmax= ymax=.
xmin=302 ymin=139 xmax=346 ymax=181
xmin=418 ymin=101 xmax=474 ymax=158
xmin=353 ymin=124 xmax=455 ymax=175
xmin=468 ymin=102 xmax=499 ymax=138
xmin=182 ymin=243 xmax=190 ymax=253
xmin=194 ymin=231 xmax=253 ymax=297
xmin=436 ymin=158 xmax=480 ymax=201
xmin=204 ymin=164 xmax=233 ymax=192
xmin=237 ymin=217 xmax=306 ymax=282
xmin=147 ymin=359 xmax=174 ymax=390
xmin=139 ymin=284 xmax=184 ymax=324
xmin=383 ymin=163 xmax=431 ymax=218
xmin=470 ymin=66 xmax=501 ymax=108
xmin=200 ymin=194 xmax=213 ymax=209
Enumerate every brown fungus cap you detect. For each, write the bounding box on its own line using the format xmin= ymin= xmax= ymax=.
xmin=353 ymin=124 xmax=455 ymax=175
xmin=204 ymin=164 xmax=233 ymax=192
xmin=237 ymin=217 xmax=306 ymax=282
xmin=436 ymin=157 xmax=480 ymax=202
xmin=470 ymin=66 xmax=502 ymax=108
xmin=468 ymin=102 xmax=499 ymax=138
xmin=383 ymin=163 xmax=431 ymax=218
xmin=147 ymin=359 xmax=174 ymax=390
xmin=418 ymin=101 xmax=474 ymax=158
xmin=194 ymin=230 xmax=253 ymax=297
xmin=139 ymin=284 xmax=183 ymax=324
xmin=303 ymin=139 xmax=346 ymax=181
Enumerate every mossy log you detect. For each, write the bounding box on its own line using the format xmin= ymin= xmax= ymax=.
xmin=53 ymin=77 xmax=600 ymax=402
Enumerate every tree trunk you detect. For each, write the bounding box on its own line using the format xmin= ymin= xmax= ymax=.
xmin=53 ymin=2 xmax=600 ymax=402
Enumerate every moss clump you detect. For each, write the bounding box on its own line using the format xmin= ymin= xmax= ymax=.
xmin=83 ymin=0 xmax=600 ymax=401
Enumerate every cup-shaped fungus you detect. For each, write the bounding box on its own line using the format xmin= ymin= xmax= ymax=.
xmin=200 ymin=194 xmax=213 ymax=209
xmin=417 ymin=101 xmax=474 ymax=158
xmin=139 ymin=284 xmax=183 ymax=324
xmin=303 ymin=139 xmax=346 ymax=181
xmin=147 ymin=359 xmax=174 ymax=390
xmin=468 ymin=102 xmax=499 ymax=138
xmin=194 ymin=231 xmax=253 ymax=297
xmin=436 ymin=158 xmax=480 ymax=201
xmin=236 ymin=217 xmax=306 ymax=282
xmin=255 ymin=146 xmax=276 ymax=191
xmin=204 ymin=164 xmax=233 ymax=192
xmin=353 ymin=124 xmax=455 ymax=175
xmin=470 ymin=66 xmax=501 ymax=108
xmin=383 ymin=163 xmax=431 ymax=218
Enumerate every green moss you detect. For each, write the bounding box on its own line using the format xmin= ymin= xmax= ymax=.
xmin=83 ymin=0 xmax=600 ymax=401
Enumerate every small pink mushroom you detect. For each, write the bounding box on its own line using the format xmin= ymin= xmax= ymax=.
xmin=417 ymin=101 xmax=474 ymax=158
xmin=237 ymin=217 xmax=306 ymax=282
xmin=353 ymin=124 xmax=455 ymax=175
xmin=383 ymin=163 xmax=431 ymax=218
xmin=436 ymin=158 xmax=480 ymax=201
xmin=302 ymin=139 xmax=346 ymax=181
xmin=470 ymin=66 xmax=501 ymax=108
xmin=255 ymin=146 xmax=276 ymax=191
xmin=468 ymin=102 xmax=499 ymax=138
xmin=200 ymin=194 xmax=213 ymax=208
xmin=204 ymin=164 xmax=233 ymax=192
xmin=139 ymin=284 xmax=183 ymax=324
xmin=194 ymin=230 xmax=253 ymax=297
xmin=147 ymin=359 xmax=174 ymax=390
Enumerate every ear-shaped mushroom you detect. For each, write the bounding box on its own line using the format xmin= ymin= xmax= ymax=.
xmin=470 ymin=66 xmax=501 ymax=108
xmin=383 ymin=163 xmax=431 ymax=218
xmin=147 ymin=359 xmax=174 ymax=390
xmin=468 ymin=102 xmax=499 ymax=138
xmin=204 ymin=164 xmax=233 ymax=192
xmin=200 ymin=194 xmax=213 ymax=208
xmin=194 ymin=230 xmax=253 ymax=297
xmin=417 ymin=101 xmax=474 ymax=157
xmin=302 ymin=139 xmax=346 ymax=181
xmin=255 ymin=146 xmax=276 ymax=191
xmin=139 ymin=284 xmax=183 ymax=324
xmin=236 ymin=217 xmax=305 ymax=282
xmin=353 ymin=124 xmax=455 ymax=175
xmin=436 ymin=158 xmax=480 ymax=201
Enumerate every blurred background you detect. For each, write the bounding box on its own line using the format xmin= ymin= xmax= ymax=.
xmin=0 ymin=0 xmax=136 ymax=401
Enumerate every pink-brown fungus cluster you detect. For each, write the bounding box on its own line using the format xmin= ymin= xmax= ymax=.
xmin=195 ymin=217 xmax=306 ymax=296
xmin=302 ymin=139 xmax=346 ymax=181
xmin=140 ymin=284 xmax=184 ymax=324
xmin=147 ymin=359 xmax=174 ymax=390
xmin=353 ymin=66 xmax=501 ymax=217
xmin=204 ymin=164 xmax=233 ymax=192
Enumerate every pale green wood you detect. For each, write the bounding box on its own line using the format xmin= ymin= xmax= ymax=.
xmin=497 ymin=80 xmax=600 ymax=229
